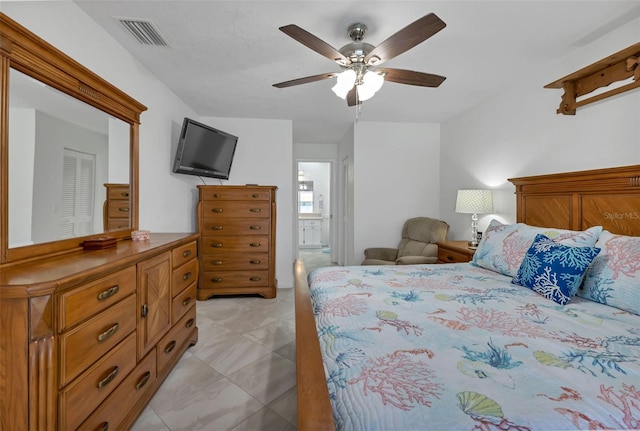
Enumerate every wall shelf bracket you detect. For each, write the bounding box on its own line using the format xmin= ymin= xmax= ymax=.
xmin=545 ymin=41 xmax=640 ymax=115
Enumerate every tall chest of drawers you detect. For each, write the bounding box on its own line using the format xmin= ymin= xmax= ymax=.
xmin=197 ymin=185 xmax=277 ymax=300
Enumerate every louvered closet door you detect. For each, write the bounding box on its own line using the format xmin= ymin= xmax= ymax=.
xmin=61 ymin=148 xmax=95 ymax=237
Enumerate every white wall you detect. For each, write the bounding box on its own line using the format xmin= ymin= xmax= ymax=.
xmin=353 ymin=121 xmax=440 ymax=265
xmin=8 ymin=108 xmax=35 ymax=247
xmin=440 ymin=16 xmax=640 ymax=240
xmin=337 ymin=126 xmax=355 ymax=266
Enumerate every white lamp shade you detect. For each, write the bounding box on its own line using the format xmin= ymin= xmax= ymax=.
xmin=331 ymin=69 xmax=356 ymax=99
xmin=357 ymin=71 xmax=384 ymax=101
xmin=455 ymin=189 xmax=494 ymax=214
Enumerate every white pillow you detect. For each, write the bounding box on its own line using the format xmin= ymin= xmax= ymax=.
xmin=578 ymin=230 xmax=640 ymax=315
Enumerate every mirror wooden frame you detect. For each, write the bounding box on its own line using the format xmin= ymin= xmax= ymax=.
xmin=0 ymin=12 xmax=147 ymax=266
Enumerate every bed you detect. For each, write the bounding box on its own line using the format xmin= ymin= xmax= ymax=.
xmin=293 ymin=165 xmax=640 ymax=431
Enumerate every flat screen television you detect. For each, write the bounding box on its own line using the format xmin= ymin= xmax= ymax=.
xmin=172 ymin=118 xmax=238 ymax=180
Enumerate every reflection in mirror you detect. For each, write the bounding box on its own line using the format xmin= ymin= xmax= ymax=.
xmin=8 ymin=68 xmax=130 ymax=248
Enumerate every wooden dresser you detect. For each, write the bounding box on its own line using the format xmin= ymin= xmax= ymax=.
xmin=103 ymin=183 xmax=131 ymax=231
xmin=0 ymin=233 xmax=198 ymax=430
xmin=197 ymin=185 xmax=277 ymax=300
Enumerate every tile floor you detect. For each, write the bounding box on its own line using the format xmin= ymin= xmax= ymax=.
xmin=131 ymin=248 xmax=338 ymax=431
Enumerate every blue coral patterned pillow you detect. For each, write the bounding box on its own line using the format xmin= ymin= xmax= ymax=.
xmin=512 ymin=234 xmax=600 ymax=305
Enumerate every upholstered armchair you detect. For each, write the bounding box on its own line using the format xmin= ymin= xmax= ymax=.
xmin=362 ymin=217 xmax=450 ymax=265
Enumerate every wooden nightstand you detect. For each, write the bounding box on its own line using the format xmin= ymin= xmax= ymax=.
xmin=437 ymin=240 xmax=476 ymax=263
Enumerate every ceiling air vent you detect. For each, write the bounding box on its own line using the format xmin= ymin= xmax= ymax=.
xmin=117 ymin=18 xmax=170 ymax=47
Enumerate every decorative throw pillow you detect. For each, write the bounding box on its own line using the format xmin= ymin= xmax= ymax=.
xmin=578 ymin=231 xmax=640 ymax=315
xmin=472 ymin=219 xmax=602 ymax=278
xmin=512 ymin=234 xmax=600 ymax=305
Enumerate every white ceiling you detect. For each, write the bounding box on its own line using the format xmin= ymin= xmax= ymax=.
xmin=74 ymin=1 xmax=640 ymax=143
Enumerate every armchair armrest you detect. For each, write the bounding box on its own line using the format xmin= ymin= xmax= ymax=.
xmin=363 ymin=247 xmax=398 ymax=262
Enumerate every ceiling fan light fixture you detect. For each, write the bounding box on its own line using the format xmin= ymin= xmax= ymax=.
xmin=357 ymin=70 xmax=384 ymax=101
xmin=331 ymin=69 xmax=357 ymax=99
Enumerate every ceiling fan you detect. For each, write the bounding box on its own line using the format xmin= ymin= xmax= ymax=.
xmin=273 ymin=13 xmax=447 ymax=106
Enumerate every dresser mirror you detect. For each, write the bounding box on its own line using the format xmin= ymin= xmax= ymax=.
xmin=1 ymin=12 xmax=146 ymax=265
xmin=9 ymin=68 xmax=130 ymax=248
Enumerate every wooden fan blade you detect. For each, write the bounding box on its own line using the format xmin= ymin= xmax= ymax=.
xmin=273 ymin=72 xmax=338 ymax=88
xmin=377 ymin=68 xmax=446 ymax=87
xmin=280 ymin=25 xmax=348 ymax=64
xmin=346 ymin=87 xmax=360 ymax=106
xmin=365 ymin=13 xmax=446 ymax=66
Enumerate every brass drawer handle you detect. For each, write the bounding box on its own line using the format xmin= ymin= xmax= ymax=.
xmin=249 ymin=243 xmax=261 ymax=247
xmin=97 ymin=285 xmax=119 ymax=301
xmin=97 ymin=366 xmax=119 ymax=388
xmin=249 ymin=208 xmax=261 ymax=213
xmin=212 ymin=208 xmax=223 ymax=213
xmin=120 ymin=192 xmax=129 ymax=197
xmin=183 ymin=271 xmax=192 ymax=281
xmin=182 ymin=297 xmax=192 ymax=307
xmin=118 ymin=207 xmax=129 ymax=212
xmin=249 ymin=225 xmax=261 ymax=230
xmin=99 ymin=422 xmax=109 ymax=431
xmin=446 ymin=255 xmax=455 ymax=261
xmin=252 ymin=193 xmax=259 ymax=198
xmin=182 ymin=249 xmax=192 ymax=258
xmin=135 ymin=371 xmax=151 ymax=391
xmin=212 ymin=243 xmax=223 ymax=248
xmin=213 ymin=193 xmax=221 ymax=198
xmin=165 ymin=340 xmax=177 ymax=354
xmin=186 ymin=318 xmax=195 ymax=328
xmin=250 ymin=276 xmax=261 ymax=282
xmin=212 ymin=226 xmax=223 ymax=230
xmin=212 ymin=277 xmax=223 ymax=283
xmin=97 ymin=323 xmax=119 ymax=342
xmin=212 ymin=260 xmax=223 ymax=265
xmin=249 ymin=260 xmax=261 ymax=264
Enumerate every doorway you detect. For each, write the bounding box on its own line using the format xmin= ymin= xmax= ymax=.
xmin=297 ymin=161 xmax=336 ymax=270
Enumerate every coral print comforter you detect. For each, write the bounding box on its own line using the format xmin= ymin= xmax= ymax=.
xmin=308 ymin=263 xmax=640 ymax=431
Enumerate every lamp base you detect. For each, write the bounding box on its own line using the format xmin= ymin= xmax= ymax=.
xmin=467 ymin=241 xmax=478 ymax=250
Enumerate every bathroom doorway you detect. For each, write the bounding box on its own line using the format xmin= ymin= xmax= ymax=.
xmin=297 ymin=161 xmax=336 ymax=269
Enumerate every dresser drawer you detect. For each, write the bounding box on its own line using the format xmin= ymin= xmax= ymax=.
xmin=438 ymin=248 xmax=472 ymax=263
xmin=59 ymin=294 xmax=137 ymax=387
xmin=200 ymin=189 xmax=271 ymax=201
xmin=77 ymin=350 xmax=156 ymax=431
xmin=106 ymin=219 xmax=130 ymax=231
xmin=59 ymin=333 xmax=137 ymax=431
xmin=201 ymin=218 xmax=271 ymax=236
xmin=172 ymin=258 xmax=198 ymax=296
xmin=201 ymin=252 xmax=268 ymax=271
xmin=172 ymin=240 xmax=197 ymax=269
xmin=202 ymin=201 xmax=270 ymax=218
xmin=201 ymin=235 xmax=270 ymax=253
xmin=172 ymin=282 xmax=196 ymax=324
xmin=106 ymin=200 xmax=130 ymax=218
xmin=59 ymin=266 xmax=137 ymax=331
xmin=107 ymin=186 xmax=130 ymax=201
xmin=202 ymin=270 xmax=270 ymax=289
xmin=157 ymin=306 xmax=196 ymax=374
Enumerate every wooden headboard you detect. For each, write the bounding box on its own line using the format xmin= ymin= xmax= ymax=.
xmin=509 ymin=165 xmax=640 ymax=236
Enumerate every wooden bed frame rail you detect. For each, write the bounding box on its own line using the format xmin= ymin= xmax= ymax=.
xmin=294 ymin=259 xmax=336 ymax=430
